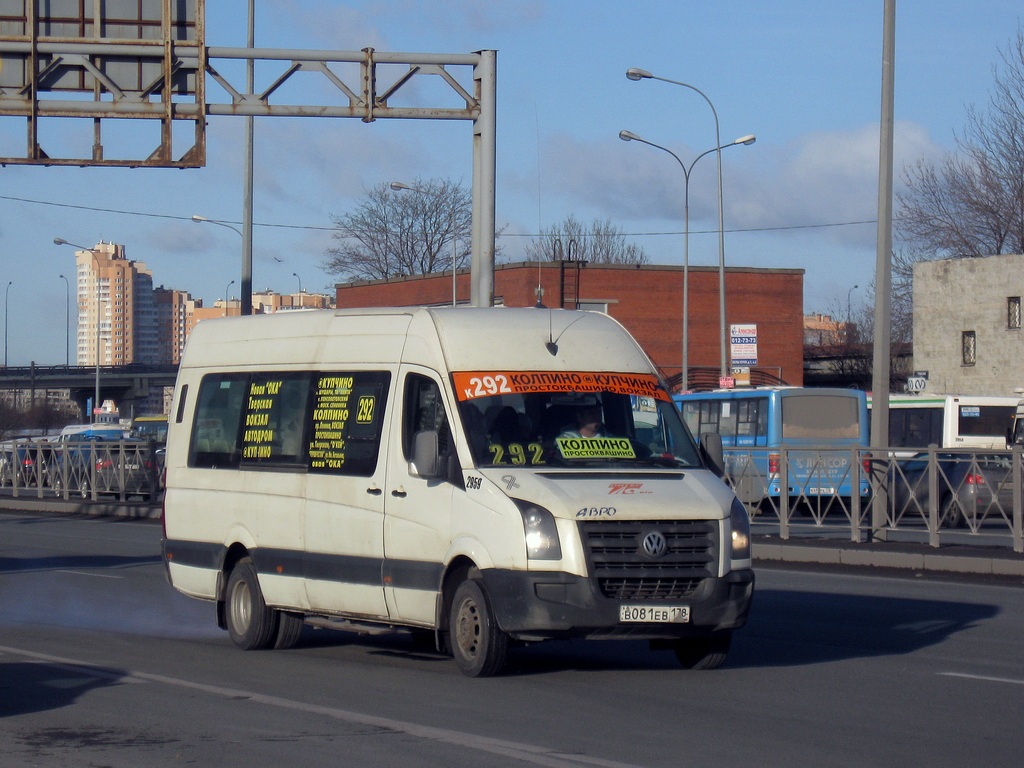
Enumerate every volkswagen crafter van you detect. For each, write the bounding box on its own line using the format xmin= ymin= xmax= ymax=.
xmin=162 ymin=307 xmax=754 ymax=676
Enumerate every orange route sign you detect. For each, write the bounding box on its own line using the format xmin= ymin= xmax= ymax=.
xmin=452 ymin=371 xmax=669 ymax=402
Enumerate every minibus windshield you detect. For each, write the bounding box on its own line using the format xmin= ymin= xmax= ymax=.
xmin=452 ymin=371 xmax=702 ymax=469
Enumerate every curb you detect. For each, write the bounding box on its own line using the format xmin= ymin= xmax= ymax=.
xmin=752 ymin=538 xmax=1024 ymax=577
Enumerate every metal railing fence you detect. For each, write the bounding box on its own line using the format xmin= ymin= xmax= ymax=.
xmin=2 ymin=437 xmax=161 ymax=503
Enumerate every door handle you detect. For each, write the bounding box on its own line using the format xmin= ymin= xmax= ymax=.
xmin=391 ymin=488 xmax=407 ymax=498
xmin=366 ymin=487 xmax=382 ymax=496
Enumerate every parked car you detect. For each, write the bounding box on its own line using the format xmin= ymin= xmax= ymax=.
xmin=94 ymin=441 xmax=160 ymax=500
xmin=48 ymin=435 xmax=156 ymax=500
xmin=889 ymin=451 xmax=1013 ymax=528
xmin=0 ymin=440 xmax=51 ymax=487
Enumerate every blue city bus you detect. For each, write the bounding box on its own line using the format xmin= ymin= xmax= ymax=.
xmin=674 ymin=387 xmax=870 ymax=510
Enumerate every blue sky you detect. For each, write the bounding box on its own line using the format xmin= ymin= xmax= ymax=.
xmin=2 ymin=1 xmax=1021 ymax=366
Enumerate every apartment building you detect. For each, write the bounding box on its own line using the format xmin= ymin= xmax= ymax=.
xmin=75 ymin=241 xmax=157 ymax=366
xmin=154 ymin=286 xmax=199 ymax=365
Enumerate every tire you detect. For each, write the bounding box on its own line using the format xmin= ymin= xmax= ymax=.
xmin=940 ymin=497 xmax=964 ymax=529
xmin=273 ymin=611 xmax=304 ymax=650
xmin=673 ymin=633 xmax=732 ymax=670
xmin=75 ymin=476 xmax=91 ymax=499
xmin=449 ymin=579 xmax=508 ymax=677
xmin=225 ymin=558 xmax=278 ymax=650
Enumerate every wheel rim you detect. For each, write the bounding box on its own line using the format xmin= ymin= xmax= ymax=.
xmin=230 ymin=580 xmax=252 ymax=634
xmin=454 ymin=595 xmax=482 ymax=659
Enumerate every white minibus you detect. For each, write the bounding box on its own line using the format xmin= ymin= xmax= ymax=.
xmin=162 ymin=307 xmax=753 ymax=676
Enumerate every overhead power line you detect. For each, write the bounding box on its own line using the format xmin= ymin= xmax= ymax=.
xmin=1 ymin=193 xmax=878 ymax=237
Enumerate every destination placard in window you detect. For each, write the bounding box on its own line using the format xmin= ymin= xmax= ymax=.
xmin=241 ymin=378 xmax=284 ymax=460
xmin=309 ymin=375 xmax=354 ymax=471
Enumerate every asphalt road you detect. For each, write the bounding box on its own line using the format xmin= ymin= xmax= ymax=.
xmin=1 ymin=510 xmax=1022 ymax=767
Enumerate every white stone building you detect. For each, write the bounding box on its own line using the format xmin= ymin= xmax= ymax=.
xmin=913 ymin=253 xmax=1024 ymax=396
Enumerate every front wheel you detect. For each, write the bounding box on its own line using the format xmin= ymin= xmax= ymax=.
xmin=449 ymin=579 xmax=508 ymax=677
xmin=673 ymin=632 xmax=732 ymax=670
xmin=225 ymin=558 xmax=277 ymax=650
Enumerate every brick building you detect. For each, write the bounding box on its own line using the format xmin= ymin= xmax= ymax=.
xmin=335 ymin=261 xmax=805 ymax=390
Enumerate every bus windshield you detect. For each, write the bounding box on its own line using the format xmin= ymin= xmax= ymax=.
xmin=453 ymin=371 xmax=702 ymax=469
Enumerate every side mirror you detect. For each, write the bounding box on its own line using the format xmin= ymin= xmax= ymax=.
xmin=700 ymin=432 xmax=725 ymax=477
xmin=411 ymin=430 xmax=443 ymax=479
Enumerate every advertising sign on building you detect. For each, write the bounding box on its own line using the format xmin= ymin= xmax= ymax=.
xmin=730 ymin=324 xmax=758 ymax=367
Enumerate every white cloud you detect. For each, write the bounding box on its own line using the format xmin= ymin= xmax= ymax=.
xmin=520 ymin=120 xmax=943 ymax=253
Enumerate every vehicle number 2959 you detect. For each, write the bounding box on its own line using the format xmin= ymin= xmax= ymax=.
xmin=619 ymin=605 xmax=690 ymax=623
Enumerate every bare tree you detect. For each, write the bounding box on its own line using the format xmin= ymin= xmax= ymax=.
xmin=322 ymin=178 xmax=472 ymax=281
xmin=525 ymin=215 xmax=648 ymax=265
xmin=897 ymin=28 xmax=1024 ymax=261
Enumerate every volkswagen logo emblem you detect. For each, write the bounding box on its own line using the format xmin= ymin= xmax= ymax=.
xmin=641 ymin=531 xmax=668 ymax=558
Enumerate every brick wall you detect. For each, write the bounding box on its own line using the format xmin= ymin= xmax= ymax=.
xmin=336 ymin=262 xmax=805 ymax=389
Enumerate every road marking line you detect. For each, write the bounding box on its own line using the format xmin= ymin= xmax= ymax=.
xmin=0 ymin=644 xmax=642 ymax=768
xmin=940 ymin=672 xmax=1024 ymax=686
xmin=55 ymin=570 xmax=121 ymax=579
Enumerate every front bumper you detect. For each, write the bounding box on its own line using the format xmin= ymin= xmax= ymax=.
xmin=480 ymin=567 xmax=754 ymax=641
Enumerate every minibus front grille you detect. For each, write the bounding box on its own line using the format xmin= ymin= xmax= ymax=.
xmin=578 ymin=519 xmax=717 ymax=601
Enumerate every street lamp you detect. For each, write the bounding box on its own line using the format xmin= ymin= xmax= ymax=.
xmin=292 ymin=272 xmax=302 ymax=294
xmin=627 ymin=68 xmax=742 ymax=380
xmin=3 ymin=280 xmax=11 ymax=368
xmin=193 ymin=215 xmax=247 ymax=313
xmin=391 ymin=181 xmax=459 ymax=306
xmin=225 ymin=279 xmax=236 ymax=305
xmin=59 ymin=274 xmax=70 ymax=366
xmin=192 ymin=214 xmax=242 ymax=238
xmin=619 ymin=130 xmax=754 ymax=391
xmin=54 ymin=237 xmax=103 ymax=422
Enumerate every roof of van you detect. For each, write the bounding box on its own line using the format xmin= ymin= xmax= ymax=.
xmin=179 ymin=307 xmax=658 ymax=375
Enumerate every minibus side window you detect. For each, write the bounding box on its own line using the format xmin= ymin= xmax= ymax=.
xmin=307 ymin=371 xmax=390 ymax=476
xmin=238 ymin=373 xmax=311 ymax=467
xmin=403 ymin=374 xmax=451 ymax=460
xmin=189 ymin=375 xmax=247 ymax=468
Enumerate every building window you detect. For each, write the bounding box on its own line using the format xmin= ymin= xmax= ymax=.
xmin=1008 ymin=297 xmax=1021 ymax=329
xmin=961 ymin=331 xmax=976 ymax=366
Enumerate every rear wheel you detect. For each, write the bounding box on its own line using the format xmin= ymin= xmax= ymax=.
xmin=449 ymin=579 xmax=508 ymax=677
xmin=940 ymin=497 xmax=965 ymax=529
xmin=225 ymin=558 xmax=277 ymax=650
xmin=273 ymin=611 xmax=304 ymax=650
xmin=673 ymin=632 xmax=732 ymax=670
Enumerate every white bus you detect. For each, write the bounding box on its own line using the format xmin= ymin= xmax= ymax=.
xmin=161 ymin=307 xmax=754 ymax=676
xmin=869 ymin=394 xmax=1017 ymax=452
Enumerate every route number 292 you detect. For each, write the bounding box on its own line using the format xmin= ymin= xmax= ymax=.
xmin=465 ymin=375 xmax=512 ymax=398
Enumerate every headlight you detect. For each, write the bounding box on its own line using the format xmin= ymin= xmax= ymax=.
xmin=730 ymin=497 xmax=751 ymax=560
xmin=514 ymin=500 xmax=562 ymax=560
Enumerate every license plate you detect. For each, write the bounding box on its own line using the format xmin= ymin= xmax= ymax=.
xmin=807 ymin=487 xmax=835 ymax=494
xmin=619 ymin=605 xmax=690 ymax=623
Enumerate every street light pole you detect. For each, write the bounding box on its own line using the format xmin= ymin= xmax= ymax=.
xmin=292 ymin=272 xmax=302 ymax=294
xmin=619 ymin=130 xmax=754 ymax=391
xmin=3 ymin=281 xmax=11 ymax=368
xmin=846 ymin=284 xmax=859 ymax=343
xmin=627 ymin=68 xmax=741 ymax=380
xmin=193 ymin=215 xmax=245 ymax=312
xmin=225 ymin=280 xmax=236 ymax=306
xmin=54 ymin=237 xmax=103 ymax=422
xmin=59 ymin=274 xmax=70 ymax=366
